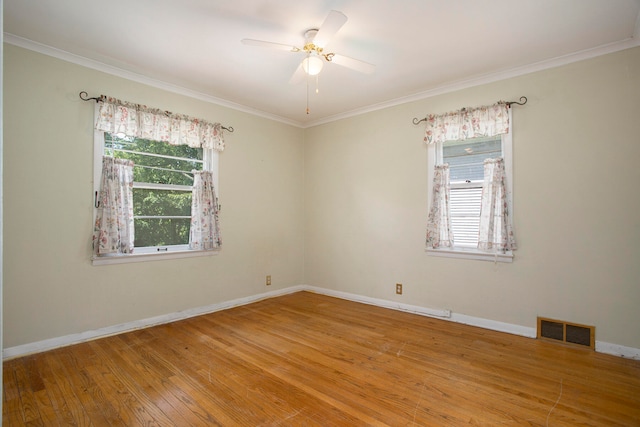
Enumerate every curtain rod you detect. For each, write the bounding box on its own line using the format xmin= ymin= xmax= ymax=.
xmin=411 ymin=96 xmax=527 ymax=126
xmin=79 ymin=91 xmax=234 ymax=133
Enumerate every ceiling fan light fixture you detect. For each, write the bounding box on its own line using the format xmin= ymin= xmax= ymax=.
xmin=302 ymin=55 xmax=324 ymax=76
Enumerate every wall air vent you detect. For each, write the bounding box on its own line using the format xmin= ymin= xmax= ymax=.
xmin=537 ymin=317 xmax=595 ymax=349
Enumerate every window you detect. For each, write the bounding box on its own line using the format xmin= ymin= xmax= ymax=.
xmin=89 ymin=96 xmax=225 ymax=264
xmin=93 ymin=131 xmax=219 ymax=264
xmin=426 ymin=129 xmax=513 ymax=262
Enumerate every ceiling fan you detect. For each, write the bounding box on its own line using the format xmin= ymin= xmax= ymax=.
xmin=241 ymin=10 xmax=376 ymax=85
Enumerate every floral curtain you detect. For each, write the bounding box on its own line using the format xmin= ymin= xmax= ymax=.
xmin=478 ymin=158 xmax=516 ymax=252
xmin=189 ymin=171 xmax=222 ymax=250
xmin=93 ymin=157 xmax=135 ymax=255
xmin=426 ymin=164 xmax=454 ymax=249
xmin=423 ymin=102 xmax=509 ymax=144
xmin=95 ymin=96 xmax=225 ymax=151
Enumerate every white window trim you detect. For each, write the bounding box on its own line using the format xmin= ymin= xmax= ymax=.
xmin=91 ymin=104 xmax=220 ymax=266
xmin=426 ymin=109 xmax=514 ymax=263
xmin=92 ymin=246 xmax=218 ymax=266
xmin=426 ymin=246 xmax=513 ymax=263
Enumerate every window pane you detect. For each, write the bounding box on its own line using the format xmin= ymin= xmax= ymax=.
xmin=133 ymin=189 xmax=192 ymax=217
xmin=134 ymin=218 xmax=191 ymax=247
xmin=450 ymin=186 xmax=482 ymax=247
xmin=444 ymin=137 xmax=501 ymax=182
xmin=105 ymin=134 xmax=203 ymax=186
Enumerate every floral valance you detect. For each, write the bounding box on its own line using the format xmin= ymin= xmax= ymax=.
xmin=95 ymin=96 xmax=225 ymax=151
xmin=423 ymin=102 xmax=509 ymax=144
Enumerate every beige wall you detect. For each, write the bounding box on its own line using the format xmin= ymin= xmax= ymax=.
xmin=4 ymin=43 xmax=640 ymax=351
xmin=304 ymin=47 xmax=640 ymax=349
xmin=3 ymin=44 xmax=305 ymax=348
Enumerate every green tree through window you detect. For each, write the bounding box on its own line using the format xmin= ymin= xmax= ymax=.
xmin=105 ymin=134 xmax=204 ymax=247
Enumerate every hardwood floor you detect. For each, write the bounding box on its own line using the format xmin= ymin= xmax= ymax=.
xmin=4 ymin=291 xmax=640 ymax=426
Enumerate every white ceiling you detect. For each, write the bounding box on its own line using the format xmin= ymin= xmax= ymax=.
xmin=4 ymin=0 xmax=640 ymax=127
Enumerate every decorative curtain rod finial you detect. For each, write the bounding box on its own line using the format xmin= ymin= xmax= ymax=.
xmin=79 ymin=91 xmax=102 ymax=102
xmin=505 ymin=96 xmax=527 ymax=108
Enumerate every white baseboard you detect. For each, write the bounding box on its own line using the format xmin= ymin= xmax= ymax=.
xmin=448 ymin=312 xmax=536 ymax=338
xmin=302 ymin=286 xmax=452 ymax=319
xmin=305 ymin=286 xmax=536 ymax=338
xmin=4 ymin=284 xmax=639 ymax=361
xmin=2 ymin=285 xmax=306 ymax=360
xmin=596 ymin=341 xmax=640 ymax=360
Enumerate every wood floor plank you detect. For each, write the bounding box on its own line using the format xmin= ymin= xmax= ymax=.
xmin=147 ymin=320 xmax=331 ymax=424
xmin=58 ymin=345 xmax=127 ymax=426
xmin=4 ymin=291 xmax=640 ymax=426
xmin=177 ymin=327 xmax=366 ymax=426
xmin=11 ymin=359 xmax=42 ymax=425
xmin=89 ymin=335 xmax=186 ymax=426
xmin=36 ymin=352 xmax=85 ymax=425
xmin=83 ymin=359 xmax=167 ymax=426
xmin=41 ymin=351 xmax=94 ymax=426
xmin=188 ymin=320 xmax=390 ymax=425
xmin=126 ymin=328 xmax=260 ymax=425
xmin=112 ymin=332 xmax=213 ymax=426
xmin=3 ymin=365 xmax=26 ymax=426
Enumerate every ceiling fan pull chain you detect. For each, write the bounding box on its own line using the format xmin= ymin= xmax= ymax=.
xmin=306 ymin=73 xmax=310 ymax=114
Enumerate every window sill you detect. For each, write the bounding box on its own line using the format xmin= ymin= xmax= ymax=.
xmin=426 ymin=247 xmax=513 ymax=263
xmin=92 ymin=248 xmax=219 ymax=266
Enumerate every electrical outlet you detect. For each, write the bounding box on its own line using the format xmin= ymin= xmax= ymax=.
xmin=266 ymin=275 xmax=271 ymax=286
xmin=396 ymin=283 xmax=403 ymax=295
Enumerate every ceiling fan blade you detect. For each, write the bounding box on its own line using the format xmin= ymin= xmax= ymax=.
xmin=289 ymin=63 xmax=306 ymax=85
xmin=241 ymin=39 xmax=300 ymax=52
xmin=313 ymin=10 xmax=348 ymax=48
xmin=330 ymin=54 xmax=376 ymax=74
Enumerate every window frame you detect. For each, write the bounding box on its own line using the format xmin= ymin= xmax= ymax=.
xmin=91 ymin=105 xmax=220 ymax=266
xmin=425 ymin=110 xmax=514 ymax=262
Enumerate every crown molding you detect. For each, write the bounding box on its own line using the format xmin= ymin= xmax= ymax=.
xmin=5 ymin=32 xmax=640 ymax=130
xmin=303 ymin=37 xmax=640 ymax=128
xmin=3 ymin=33 xmax=304 ymax=128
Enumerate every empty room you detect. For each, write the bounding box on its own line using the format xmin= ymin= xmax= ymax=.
xmin=2 ymin=0 xmax=640 ymax=425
